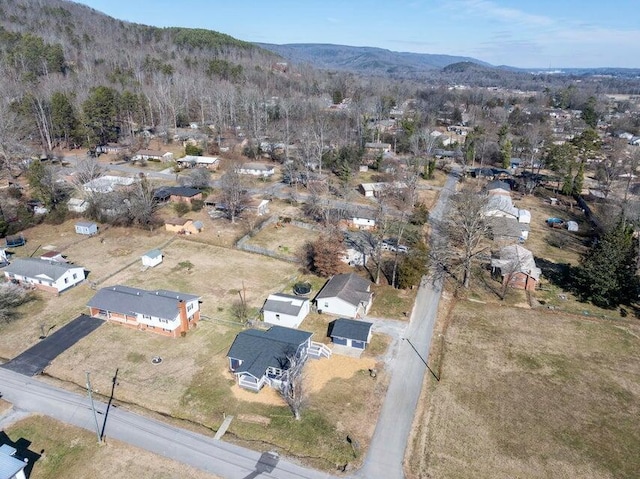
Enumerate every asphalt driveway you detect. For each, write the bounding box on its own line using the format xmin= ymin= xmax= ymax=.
xmin=2 ymin=314 xmax=103 ymax=376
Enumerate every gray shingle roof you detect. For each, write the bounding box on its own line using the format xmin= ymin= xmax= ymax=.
xmin=330 ymin=318 xmax=373 ymax=342
xmin=0 ymin=445 xmax=26 ymax=479
xmin=316 ymin=273 xmax=372 ymax=307
xmin=143 ymin=249 xmax=162 ymax=258
xmin=4 ymin=258 xmax=81 ymax=282
xmin=227 ymin=326 xmax=312 ymax=379
xmin=87 ymin=285 xmax=199 ymax=319
xmin=263 ymin=293 xmax=308 ymax=316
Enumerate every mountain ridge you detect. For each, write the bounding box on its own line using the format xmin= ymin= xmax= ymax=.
xmin=256 ymin=42 xmax=491 ymax=77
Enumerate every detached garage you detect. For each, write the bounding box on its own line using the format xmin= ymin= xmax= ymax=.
xmin=329 ymin=318 xmax=373 ymax=350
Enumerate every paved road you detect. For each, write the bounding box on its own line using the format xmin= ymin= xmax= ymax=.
xmin=2 ymin=315 xmax=103 ymax=376
xmin=357 ymin=172 xmax=458 ymax=479
xmin=0 ymin=367 xmax=338 ymax=479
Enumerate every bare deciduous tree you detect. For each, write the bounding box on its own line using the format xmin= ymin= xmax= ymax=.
xmin=431 ymin=188 xmax=490 ymax=289
xmin=219 ymin=168 xmax=249 ymax=223
xmin=278 ymin=352 xmax=307 ymax=420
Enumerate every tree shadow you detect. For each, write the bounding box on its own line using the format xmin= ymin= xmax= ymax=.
xmin=0 ymin=432 xmax=42 ymax=478
xmin=534 ymin=256 xmax=577 ymax=291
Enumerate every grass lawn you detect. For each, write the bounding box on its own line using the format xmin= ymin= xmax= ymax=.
xmin=368 ymin=283 xmax=417 ymax=320
xmin=408 ymin=300 xmax=640 ymax=479
xmin=3 ymin=415 xmax=220 ymax=479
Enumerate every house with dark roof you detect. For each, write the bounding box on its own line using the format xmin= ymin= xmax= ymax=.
xmin=315 ymin=273 xmax=373 ymax=318
xmin=0 ymin=444 xmax=27 ymax=479
xmin=262 ymin=293 xmax=310 ymax=329
xmin=485 ymin=180 xmax=512 ymax=196
xmin=154 ymin=186 xmax=203 ymax=204
xmin=87 ymin=285 xmax=200 ymax=337
xmin=328 ymin=318 xmax=373 ymax=351
xmin=227 ymin=326 xmax=317 ymax=392
xmin=3 ymin=258 xmax=85 ymax=294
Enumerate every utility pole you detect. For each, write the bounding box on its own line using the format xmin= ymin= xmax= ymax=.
xmin=85 ymin=371 xmax=102 ymax=443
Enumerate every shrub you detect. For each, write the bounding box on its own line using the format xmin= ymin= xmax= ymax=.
xmin=191 ymin=199 xmax=204 ymax=212
xmin=173 ymin=202 xmax=190 ymax=217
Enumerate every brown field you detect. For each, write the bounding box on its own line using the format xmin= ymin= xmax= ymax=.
xmin=408 ymin=300 xmax=640 ymax=479
xmin=245 ymin=222 xmax=318 ymax=256
xmin=3 ymin=415 xmax=220 ymax=479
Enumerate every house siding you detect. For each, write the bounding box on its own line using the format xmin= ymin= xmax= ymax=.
xmin=318 ymin=297 xmax=359 ymax=318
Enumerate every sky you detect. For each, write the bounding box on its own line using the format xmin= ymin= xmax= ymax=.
xmin=77 ymin=0 xmax=640 ymax=69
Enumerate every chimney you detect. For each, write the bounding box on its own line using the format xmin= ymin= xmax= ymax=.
xmin=178 ymin=300 xmax=189 ymax=334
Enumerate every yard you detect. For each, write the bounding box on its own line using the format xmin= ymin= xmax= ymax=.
xmin=11 ymin=234 xmax=392 ymax=470
xmin=244 ymin=221 xmax=319 ymax=257
xmin=2 ymin=415 xmax=220 ymax=479
xmin=407 ymin=300 xmax=640 ymax=479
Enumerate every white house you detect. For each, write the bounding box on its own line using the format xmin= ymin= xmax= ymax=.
xmin=3 ymin=258 xmax=86 ymax=294
xmin=262 ymin=293 xmax=310 ymax=329
xmin=236 ymin=162 xmax=275 ymax=177
xmin=133 ymin=149 xmax=174 ymax=162
xmin=316 ymin=273 xmax=373 ymax=318
xmin=141 ymin=249 xmax=163 ymax=268
xmin=176 ymin=155 xmax=219 ymax=169
xmin=483 ymin=195 xmax=519 ymax=220
xmin=75 ymin=221 xmax=98 ymax=235
xmin=518 ymin=209 xmax=532 ymax=224
xmin=82 ymin=175 xmax=135 ymax=193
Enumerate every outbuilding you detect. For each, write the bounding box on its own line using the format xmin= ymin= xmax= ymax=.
xmin=141 ymin=249 xmax=163 ymax=268
xmin=328 ymin=318 xmax=373 ymax=350
xmin=75 ymin=221 xmax=98 ymax=236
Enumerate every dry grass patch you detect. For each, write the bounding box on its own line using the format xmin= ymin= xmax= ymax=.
xmin=410 ymin=301 xmax=640 ymax=479
xmin=4 ymin=415 xmax=220 ymax=479
xmin=103 ymin=239 xmax=299 ymax=322
xmin=245 ymin=222 xmax=318 ymax=255
xmin=368 ymin=283 xmax=417 ymax=319
xmin=515 ymin=190 xmax=592 ymax=265
xmin=0 ymin=285 xmax=94 ymax=359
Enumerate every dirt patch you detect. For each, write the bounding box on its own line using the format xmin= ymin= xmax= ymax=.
xmin=306 ymin=355 xmax=377 ymax=393
xmin=237 ymin=414 xmax=272 ymax=426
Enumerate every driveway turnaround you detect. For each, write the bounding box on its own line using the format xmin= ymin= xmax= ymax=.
xmin=2 ymin=314 xmax=103 ymax=376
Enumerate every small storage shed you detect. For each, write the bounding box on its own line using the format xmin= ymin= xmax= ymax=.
xmin=141 ymin=249 xmax=163 ymax=268
xmin=75 ymin=221 xmax=98 ymax=236
xmin=566 ymin=221 xmax=579 ymax=232
xmin=329 ymin=318 xmax=373 ymax=350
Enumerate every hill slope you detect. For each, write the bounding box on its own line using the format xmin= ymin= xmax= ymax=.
xmin=257 ymin=43 xmax=491 ymax=77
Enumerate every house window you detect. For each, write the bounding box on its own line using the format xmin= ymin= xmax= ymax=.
xmin=64 ymin=278 xmax=69 ymax=284
xmin=324 ymin=302 xmax=328 ymax=308
xmin=143 ymin=315 xmax=151 ymax=320
xmin=159 ymin=318 xmax=167 ymax=323
xmin=275 ymin=314 xmax=280 ymax=319
xmin=73 ymin=273 xmax=77 ymax=279
xmin=187 ymin=303 xmax=193 ymax=312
